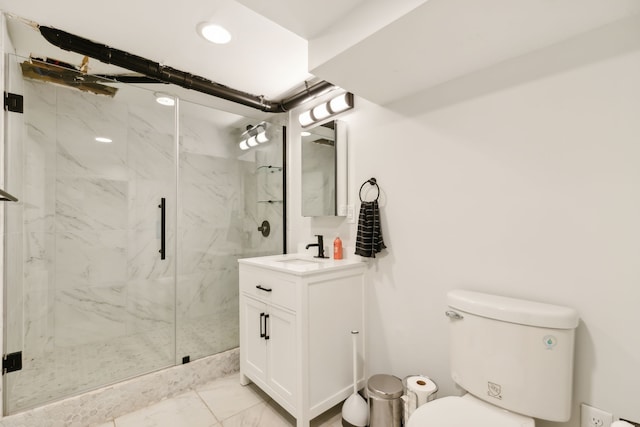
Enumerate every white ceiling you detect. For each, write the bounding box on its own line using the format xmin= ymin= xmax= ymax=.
xmin=310 ymin=0 xmax=640 ymax=105
xmin=2 ymin=0 xmax=639 ymax=108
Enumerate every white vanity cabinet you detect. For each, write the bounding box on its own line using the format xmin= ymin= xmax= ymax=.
xmin=239 ymin=255 xmax=366 ymax=427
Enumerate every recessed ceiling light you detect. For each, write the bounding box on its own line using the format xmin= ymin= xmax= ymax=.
xmin=197 ymin=22 xmax=231 ymax=44
xmin=301 ymin=131 xmax=311 ymax=137
xmin=154 ymin=92 xmax=175 ymax=106
xmin=95 ymin=137 xmax=112 ymax=143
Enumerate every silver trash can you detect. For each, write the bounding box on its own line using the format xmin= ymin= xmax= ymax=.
xmin=367 ymin=374 xmax=403 ymax=427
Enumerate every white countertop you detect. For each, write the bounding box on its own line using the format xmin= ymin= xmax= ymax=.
xmin=238 ymin=253 xmax=365 ymax=276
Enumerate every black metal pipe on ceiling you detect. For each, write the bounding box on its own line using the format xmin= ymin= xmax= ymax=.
xmin=38 ymin=25 xmax=335 ymax=113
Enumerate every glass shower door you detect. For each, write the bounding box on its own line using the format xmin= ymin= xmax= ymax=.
xmin=3 ymin=55 xmax=177 ymax=413
xmin=176 ymin=101 xmax=285 ymax=363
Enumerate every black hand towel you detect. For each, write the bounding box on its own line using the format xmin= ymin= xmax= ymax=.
xmin=354 ymin=200 xmax=386 ymax=258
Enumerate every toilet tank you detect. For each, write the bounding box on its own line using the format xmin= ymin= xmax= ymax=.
xmin=446 ymin=290 xmax=579 ymax=422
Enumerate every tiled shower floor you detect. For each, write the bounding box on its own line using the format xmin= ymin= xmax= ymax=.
xmin=95 ymin=373 xmax=343 ymax=427
xmin=6 ymin=312 xmax=238 ymax=414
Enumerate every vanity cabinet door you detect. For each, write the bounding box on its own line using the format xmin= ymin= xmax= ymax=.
xmin=242 ymin=295 xmax=268 ymax=381
xmin=266 ymin=305 xmax=297 ymax=406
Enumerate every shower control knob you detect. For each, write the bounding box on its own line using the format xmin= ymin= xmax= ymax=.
xmin=257 ymin=220 xmax=270 ymax=237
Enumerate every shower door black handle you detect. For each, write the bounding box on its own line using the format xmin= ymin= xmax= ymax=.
xmin=158 ymin=198 xmax=166 ymax=260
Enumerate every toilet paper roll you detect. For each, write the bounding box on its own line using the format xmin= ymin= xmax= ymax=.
xmin=405 ymin=375 xmax=438 ymax=406
xmin=612 ymin=421 xmax=634 ymax=427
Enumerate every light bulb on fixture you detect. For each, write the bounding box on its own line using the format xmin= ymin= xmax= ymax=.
xmin=237 ymin=122 xmax=269 ymax=150
xmin=256 ymin=131 xmax=269 ymax=143
xmin=298 ymin=92 xmax=354 ymax=128
xmin=312 ymin=103 xmax=331 ymax=121
xmin=329 ymin=93 xmax=351 ymax=113
xmin=299 ymin=111 xmax=314 ymax=127
xmin=95 ymin=137 xmax=112 ymax=143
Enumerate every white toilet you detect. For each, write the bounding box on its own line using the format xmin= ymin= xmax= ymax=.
xmin=407 ymin=289 xmax=579 ymax=426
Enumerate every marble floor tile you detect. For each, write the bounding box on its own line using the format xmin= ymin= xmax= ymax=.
xmin=95 ymin=423 xmax=115 ymax=427
xmin=114 ymin=390 xmax=219 ymax=427
xmin=196 ymin=373 xmax=269 ymax=422
xmin=220 ymin=401 xmax=294 ymax=427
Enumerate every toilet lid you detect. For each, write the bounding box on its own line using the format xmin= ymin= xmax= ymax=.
xmin=407 ymin=394 xmax=534 ymax=427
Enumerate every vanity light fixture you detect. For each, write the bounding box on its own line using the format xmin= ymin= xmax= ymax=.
xmin=298 ymin=92 xmax=354 ymax=128
xmin=239 ymin=122 xmax=269 ymax=151
xmin=197 ymin=22 xmax=232 ymax=44
xmin=154 ymin=92 xmax=175 ymax=106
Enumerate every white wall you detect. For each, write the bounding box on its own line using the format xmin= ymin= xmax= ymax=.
xmin=291 ymin=16 xmax=640 ymax=427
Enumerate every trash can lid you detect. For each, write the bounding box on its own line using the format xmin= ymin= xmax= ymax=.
xmin=367 ymin=374 xmax=403 ymax=399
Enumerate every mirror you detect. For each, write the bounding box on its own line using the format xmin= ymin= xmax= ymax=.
xmin=301 ymin=120 xmax=347 ymax=217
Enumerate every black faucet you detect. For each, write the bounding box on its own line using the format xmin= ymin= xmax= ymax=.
xmin=305 ymin=234 xmax=327 ymax=258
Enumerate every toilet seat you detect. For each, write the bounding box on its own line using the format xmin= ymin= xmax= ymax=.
xmin=407 ymin=394 xmax=535 ymax=427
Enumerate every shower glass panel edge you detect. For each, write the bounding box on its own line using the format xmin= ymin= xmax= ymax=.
xmin=175 ymin=100 xmax=285 ymax=364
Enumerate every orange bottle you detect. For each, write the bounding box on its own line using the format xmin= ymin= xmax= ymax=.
xmin=333 ymin=236 xmax=343 ymax=260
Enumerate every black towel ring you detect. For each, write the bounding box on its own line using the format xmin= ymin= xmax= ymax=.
xmin=359 ymin=177 xmax=379 ymax=202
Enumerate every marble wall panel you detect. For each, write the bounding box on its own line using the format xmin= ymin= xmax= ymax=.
xmin=55 ymin=177 xmax=127 ymax=231
xmin=128 ymin=103 xmax=175 ymax=138
xmin=56 ymin=130 xmax=127 ymax=182
xmin=125 ymin=277 xmax=174 ymax=334
xmin=56 ymin=86 xmax=127 ymax=127
xmin=127 ymin=179 xmax=174 ymax=232
xmin=127 ymin=227 xmax=175 ymax=281
xmin=23 ymin=232 xmax=55 ymax=355
xmin=54 ymin=285 xmax=127 ymax=347
xmin=179 ymin=109 xmax=235 ymax=158
xmin=55 ymin=230 xmax=127 ymax=289
xmin=177 ymin=254 xmax=239 ymax=319
xmin=24 ymin=130 xmax=55 ymax=232
xmin=23 ymin=285 xmax=54 ymax=356
xmin=180 ymin=181 xmax=240 ymax=230
xmin=127 ymin=106 xmax=174 ymax=181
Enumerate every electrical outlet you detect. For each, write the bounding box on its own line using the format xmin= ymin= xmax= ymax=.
xmin=581 ymin=403 xmax=613 ymax=427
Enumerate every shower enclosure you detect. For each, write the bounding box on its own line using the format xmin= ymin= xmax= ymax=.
xmin=2 ymin=53 xmax=285 ymax=414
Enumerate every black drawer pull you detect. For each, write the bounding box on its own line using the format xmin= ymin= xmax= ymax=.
xmin=264 ymin=314 xmax=270 ymax=340
xmin=256 ymin=284 xmax=272 ymax=292
xmin=260 ymin=312 xmax=265 ymax=338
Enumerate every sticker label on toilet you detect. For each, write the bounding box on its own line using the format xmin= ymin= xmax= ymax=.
xmin=487 ymin=382 xmax=503 ymax=400
xmin=543 ymin=335 xmax=557 ymax=350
